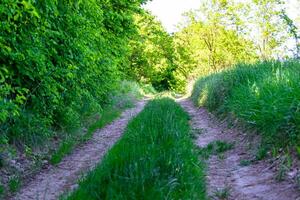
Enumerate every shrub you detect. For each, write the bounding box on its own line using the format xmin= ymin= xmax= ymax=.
xmin=0 ymin=0 xmax=146 ymax=148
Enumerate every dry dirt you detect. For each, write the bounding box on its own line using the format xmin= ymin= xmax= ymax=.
xmin=179 ymin=99 xmax=300 ymax=200
xmin=10 ymin=101 xmax=146 ymax=200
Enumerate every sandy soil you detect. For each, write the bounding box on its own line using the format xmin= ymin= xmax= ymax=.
xmin=11 ymin=101 xmax=146 ymax=200
xmin=179 ymin=99 xmax=300 ymax=200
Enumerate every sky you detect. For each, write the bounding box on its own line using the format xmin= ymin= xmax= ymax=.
xmin=143 ymin=0 xmax=201 ymax=32
xmin=144 ymin=0 xmax=300 ymax=33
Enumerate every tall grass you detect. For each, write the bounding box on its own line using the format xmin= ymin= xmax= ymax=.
xmin=50 ymin=81 xmax=141 ymax=165
xmin=66 ymin=98 xmax=206 ymax=200
xmin=192 ymin=60 xmax=300 ymax=150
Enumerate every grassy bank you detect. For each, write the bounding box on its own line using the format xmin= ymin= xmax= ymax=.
xmin=50 ymin=80 xmax=142 ymax=164
xmin=0 ymin=81 xmax=142 ymax=197
xmin=66 ymin=98 xmax=206 ymax=200
xmin=192 ymin=60 xmax=300 ymax=152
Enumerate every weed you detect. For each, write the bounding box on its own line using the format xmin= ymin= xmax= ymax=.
xmin=65 ymin=98 xmax=206 ymax=200
xmin=50 ymin=138 xmax=76 ymax=165
xmin=296 ymin=146 xmax=300 ymax=159
xmin=83 ymin=107 xmax=121 ymax=141
xmin=213 ymin=187 xmax=231 ymax=200
xmin=199 ymin=140 xmax=234 ymax=159
xmin=8 ymin=176 xmax=21 ymax=193
xmin=276 ymin=164 xmax=288 ymax=181
xmin=275 ymin=155 xmax=291 ymax=182
xmin=0 ymin=156 xmax=3 ymax=168
xmin=255 ymin=147 xmax=268 ymax=160
xmin=296 ymin=174 xmax=300 ymax=190
xmin=194 ymin=128 xmax=205 ymax=135
xmin=0 ymin=184 xmax=4 ymax=197
xmin=190 ymin=128 xmax=204 ymax=139
xmin=214 ymin=141 xmax=234 ymax=154
xmin=239 ymin=159 xmax=252 ymax=167
xmin=218 ymin=153 xmax=225 ymax=160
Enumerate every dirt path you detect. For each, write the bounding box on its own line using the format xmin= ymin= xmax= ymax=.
xmin=11 ymin=101 xmax=146 ymax=200
xmin=179 ymin=99 xmax=300 ymax=200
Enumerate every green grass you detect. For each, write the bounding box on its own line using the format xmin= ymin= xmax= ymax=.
xmin=239 ymin=159 xmax=253 ymax=167
xmin=50 ymin=107 xmax=122 ymax=165
xmin=66 ymin=98 xmax=206 ymax=200
xmin=8 ymin=176 xmax=21 ymax=193
xmin=192 ymin=60 xmax=300 ymax=152
xmin=83 ymin=108 xmax=122 ymax=141
xmin=198 ymin=140 xmax=234 ymax=159
xmin=50 ymin=80 xmax=142 ymax=165
xmin=213 ymin=187 xmax=231 ymax=200
xmin=0 ymin=184 xmax=4 ymax=197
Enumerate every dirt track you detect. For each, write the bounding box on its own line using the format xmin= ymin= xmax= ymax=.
xmin=179 ymin=99 xmax=300 ymax=200
xmin=11 ymin=101 xmax=146 ymax=200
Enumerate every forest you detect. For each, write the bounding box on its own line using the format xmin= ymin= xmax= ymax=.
xmin=0 ymin=0 xmax=300 ymax=199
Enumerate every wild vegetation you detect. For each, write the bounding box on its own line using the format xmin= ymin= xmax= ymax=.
xmin=0 ymin=0 xmax=147 ymax=148
xmin=66 ymin=98 xmax=206 ymax=200
xmin=0 ymin=0 xmax=147 ymax=196
xmin=192 ymin=60 xmax=300 ymax=152
xmin=1 ymin=0 xmax=300 ymax=198
xmin=126 ymin=11 xmax=181 ymax=92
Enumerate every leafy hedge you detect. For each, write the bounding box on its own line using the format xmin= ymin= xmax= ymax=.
xmin=0 ymin=0 xmax=146 ymax=147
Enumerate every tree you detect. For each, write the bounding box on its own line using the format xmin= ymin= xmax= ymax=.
xmin=250 ymin=0 xmax=290 ymax=59
xmin=173 ymin=2 xmax=257 ymax=80
xmin=126 ymin=11 xmax=179 ymax=91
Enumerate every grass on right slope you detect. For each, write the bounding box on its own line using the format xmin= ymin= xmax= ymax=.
xmin=192 ymin=60 xmax=300 ymax=153
xmin=66 ymin=98 xmax=206 ymax=200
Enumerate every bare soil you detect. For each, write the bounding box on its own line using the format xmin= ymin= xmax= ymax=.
xmin=10 ymin=101 xmax=146 ymax=200
xmin=179 ymin=99 xmax=300 ymax=200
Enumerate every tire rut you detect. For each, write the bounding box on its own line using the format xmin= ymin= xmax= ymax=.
xmin=179 ymin=99 xmax=300 ymax=200
xmin=11 ymin=101 xmax=146 ymax=200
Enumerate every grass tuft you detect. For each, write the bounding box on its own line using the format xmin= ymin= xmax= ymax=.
xmin=213 ymin=187 xmax=231 ymax=200
xmin=198 ymin=140 xmax=234 ymax=159
xmin=8 ymin=176 xmax=21 ymax=193
xmin=0 ymin=184 xmax=4 ymax=197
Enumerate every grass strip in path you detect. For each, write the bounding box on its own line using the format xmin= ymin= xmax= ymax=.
xmin=66 ymin=98 xmax=206 ymax=200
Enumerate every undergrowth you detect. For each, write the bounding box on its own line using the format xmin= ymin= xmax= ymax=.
xmin=0 ymin=81 xmax=143 ymax=198
xmin=50 ymin=107 xmax=122 ymax=165
xmin=192 ymin=60 xmax=300 ymax=153
xmin=50 ymin=81 xmax=141 ymax=165
xmin=65 ymin=98 xmax=206 ymax=200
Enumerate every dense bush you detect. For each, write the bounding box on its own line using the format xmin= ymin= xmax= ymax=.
xmin=67 ymin=98 xmax=206 ymax=199
xmin=192 ymin=60 xmax=300 ymax=149
xmin=0 ymin=0 xmax=146 ymax=147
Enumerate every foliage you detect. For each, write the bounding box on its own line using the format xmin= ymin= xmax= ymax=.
xmin=50 ymin=80 xmax=141 ymax=165
xmin=66 ymin=98 xmax=206 ymax=200
xmin=250 ymin=0 xmax=290 ymax=59
xmin=173 ymin=2 xmax=258 ymax=83
xmin=280 ymin=10 xmax=300 ymax=58
xmin=0 ymin=0 xmax=146 ymax=147
xmin=126 ymin=11 xmax=183 ymax=92
xmin=192 ymin=60 xmax=300 ymax=151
